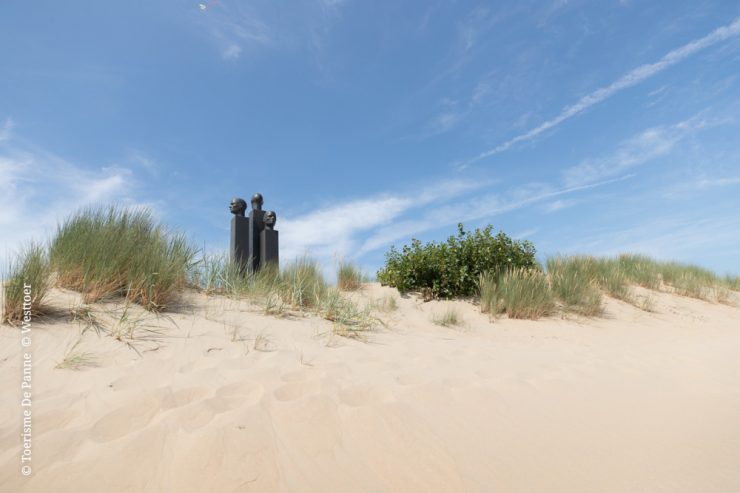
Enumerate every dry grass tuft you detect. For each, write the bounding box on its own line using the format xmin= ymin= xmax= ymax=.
xmin=337 ymin=262 xmax=365 ymax=291
xmin=432 ymin=307 xmax=463 ymax=327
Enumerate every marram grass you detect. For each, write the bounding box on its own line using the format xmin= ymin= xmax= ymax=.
xmin=480 ymin=268 xmax=555 ymax=320
xmin=2 ymin=243 xmax=52 ymax=324
xmin=337 ymin=261 xmax=365 ymax=291
xmin=50 ymin=206 xmax=196 ymax=310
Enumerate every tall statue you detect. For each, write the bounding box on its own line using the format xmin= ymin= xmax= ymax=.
xmin=229 ymin=193 xmax=278 ymax=273
xmin=229 ymin=197 xmax=249 ymax=272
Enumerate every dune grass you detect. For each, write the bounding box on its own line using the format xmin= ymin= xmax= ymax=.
xmin=55 ymin=338 xmax=97 ymax=370
xmin=50 ymin=207 xmax=196 ymax=310
xmin=337 ymin=261 xmax=365 ymax=291
xmin=320 ymin=288 xmax=377 ymax=339
xmin=2 ymin=243 xmax=52 ymax=324
xmin=546 ymin=256 xmax=604 ymax=316
xmin=373 ymin=293 xmax=398 ymax=312
xmin=432 ymin=307 xmax=463 ymax=327
xmin=480 ymin=268 xmax=555 ymax=320
xmin=618 ymin=254 xmax=733 ymax=302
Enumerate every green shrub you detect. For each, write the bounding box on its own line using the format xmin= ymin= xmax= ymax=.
xmin=337 ymin=262 xmax=364 ymax=291
xmin=377 ymin=224 xmax=537 ymax=299
xmin=2 ymin=243 xmax=52 ymax=324
xmin=480 ymin=268 xmax=555 ymax=319
xmin=50 ymin=206 xmax=196 ymax=310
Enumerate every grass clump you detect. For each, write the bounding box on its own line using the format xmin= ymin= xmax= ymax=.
xmin=377 ymin=223 xmax=537 ymax=299
xmin=55 ymin=338 xmax=97 ymax=370
xmin=723 ymin=275 xmax=740 ymax=291
xmin=480 ymin=268 xmax=555 ymax=320
xmin=432 ymin=307 xmax=463 ymax=327
xmin=50 ymin=206 xmax=196 ymax=311
xmin=2 ymin=243 xmax=52 ymax=324
xmin=189 ymin=252 xmax=280 ymax=298
xmin=617 ymin=254 xmax=661 ymax=290
xmin=546 ymin=256 xmax=603 ymax=316
xmin=277 ymin=257 xmax=327 ymax=309
xmin=373 ymin=293 xmax=398 ymax=312
xmin=337 ymin=262 xmax=365 ymax=291
xmin=320 ymin=288 xmax=377 ymax=340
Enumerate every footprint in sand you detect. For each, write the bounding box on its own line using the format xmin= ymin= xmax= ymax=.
xmin=91 ymin=393 xmax=161 ymax=442
xmin=273 ymin=380 xmax=323 ymax=402
xmin=338 ymin=385 xmax=394 ymax=407
xmin=280 ymin=369 xmax=325 ymax=383
xmin=161 ymin=387 xmax=209 ymax=410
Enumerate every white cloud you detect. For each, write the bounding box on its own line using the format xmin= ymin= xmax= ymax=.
xmin=0 ymin=130 xmax=139 ymax=263
xmin=276 ymin=179 xmax=487 ymax=263
xmin=562 ymin=115 xmax=712 ymax=187
xmin=356 ymin=175 xmax=632 ymax=256
xmin=460 ymin=16 xmax=740 ymax=167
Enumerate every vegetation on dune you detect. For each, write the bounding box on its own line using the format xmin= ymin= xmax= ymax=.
xmin=377 ymin=223 xmax=537 ymax=299
xmin=189 ymin=254 xmax=377 ymax=338
xmin=50 ymin=207 xmax=196 ymax=310
xmin=480 ymin=268 xmax=556 ymax=320
xmin=337 ymin=261 xmax=365 ymax=291
xmin=2 ymin=243 xmax=52 ymax=323
xmin=4 ymin=207 xmax=738 ymax=331
xmin=432 ymin=307 xmax=463 ymax=327
xmin=546 ymin=256 xmax=604 ymax=316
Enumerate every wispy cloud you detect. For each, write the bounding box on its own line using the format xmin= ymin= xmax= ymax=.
xmin=356 ymin=174 xmax=633 ymax=256
xmin=278 ymin=179 xmax=487 ymax=262
xmin=561 ymin=115 xmax=713 ymax=187
xmin=662 ymin=174 xmax=740 ymax=198
xmin=0 ymin=125 xmax=142 ymax=261
xmin=544 ymin=199 xmax=577 ymax=213
xmin=0 ymin=118 xmax=13 ymax=143
xmin=459 ymin=16 xmax=740 ymax=168
xmin=566 ymin=214 xmax=740 ymax=270
xmin=194 ymin=0 xmax=350 ymax=62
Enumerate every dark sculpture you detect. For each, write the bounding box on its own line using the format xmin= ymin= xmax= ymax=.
xmin=229 ymin=197 xmax=247 ymax=217
xmin=229 ymin=193 xmax=278 ymax=272
xmin=264 ymin=210 xmax=276 ymax=230
xmin=251 ymin=193 xmax=264 ymax=211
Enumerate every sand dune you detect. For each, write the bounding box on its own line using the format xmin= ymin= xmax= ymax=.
xmin=1 ymin=284 xmax=740 ymax=492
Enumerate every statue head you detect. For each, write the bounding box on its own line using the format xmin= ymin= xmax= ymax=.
xmin=229 ymin=197 xmax=247 ymax=217
xmin=251 ymin=193 xmax=264 ymax=211
xmin=264 ymin=210 xmax=277 ymax=230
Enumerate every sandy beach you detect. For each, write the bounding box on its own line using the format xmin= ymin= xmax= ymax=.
xmin=1 ymin=284 xmax=739 ymax=492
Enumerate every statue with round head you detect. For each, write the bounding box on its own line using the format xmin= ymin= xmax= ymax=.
xmin=251 ymin=193 xmax=264 ymax=211
xmin=229 ymin=197 xmax=247 ymax=217
xmin=264 ymin=210 xmax=277 ymax=230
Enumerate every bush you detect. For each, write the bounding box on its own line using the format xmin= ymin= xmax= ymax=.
xmin=2 ymin=243 xmax=52 ymax=324
xmin=480 ymin=268 xmax=555 ymax=319
xmin=377 ymin=224 xmax=537 ymax=299
xmin=50 ymin=206 xmax=196 ymax=310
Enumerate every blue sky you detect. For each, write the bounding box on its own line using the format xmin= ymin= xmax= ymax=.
xmin=1 ymin=1 xmax=739 ymax=277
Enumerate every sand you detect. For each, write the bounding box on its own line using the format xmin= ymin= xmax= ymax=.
xmin=1 ymin=284 xmax=739 ymax=492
